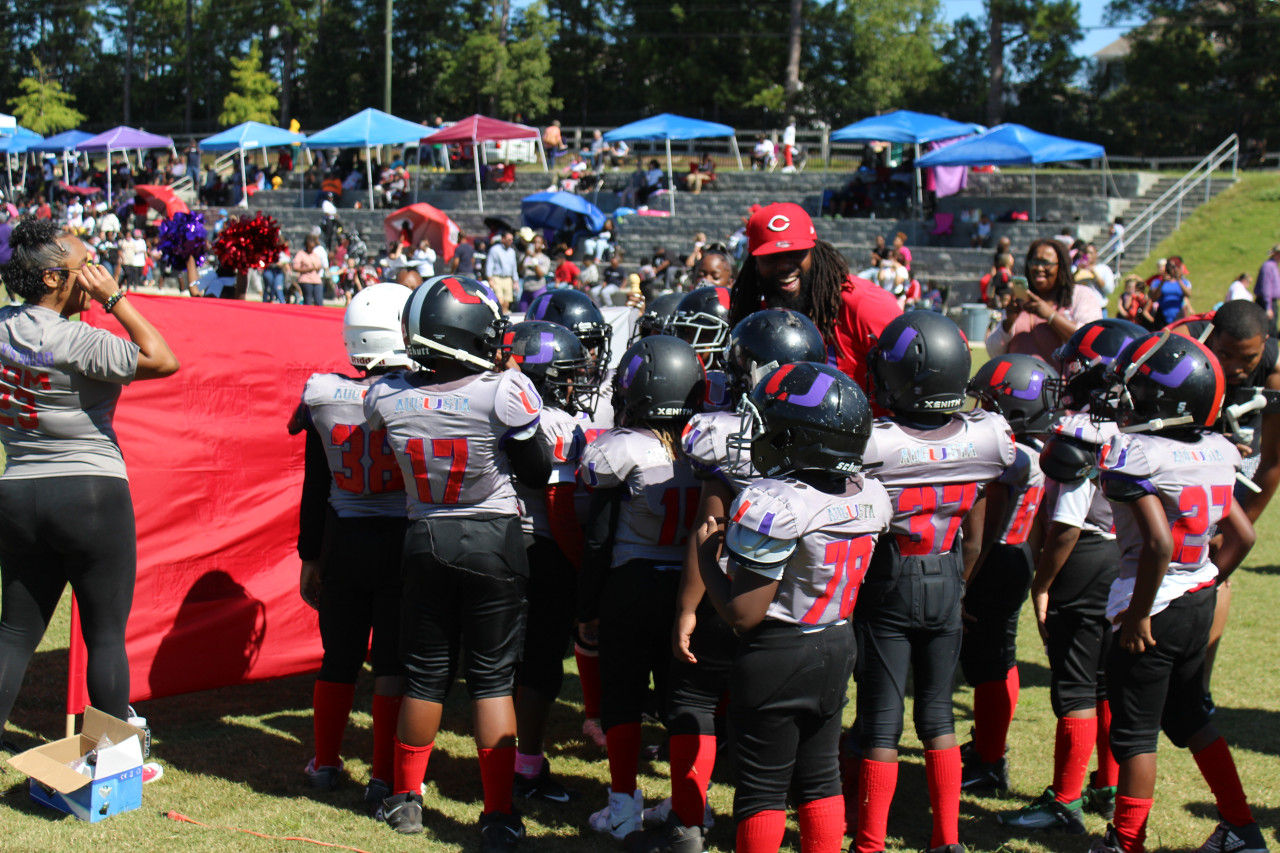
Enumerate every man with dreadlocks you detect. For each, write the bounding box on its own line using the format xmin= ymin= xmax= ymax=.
xmin=729 ymin=203 xmax=901 ymax=394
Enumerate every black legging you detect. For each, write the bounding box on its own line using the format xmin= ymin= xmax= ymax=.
xmin=0 ymin=476 xmax=137 ymax=729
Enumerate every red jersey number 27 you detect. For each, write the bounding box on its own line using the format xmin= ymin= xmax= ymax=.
xmin=1171 ymin=484 xmax=1231 ymax=565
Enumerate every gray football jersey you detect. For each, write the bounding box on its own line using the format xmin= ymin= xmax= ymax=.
xmin=994 ymin=440 xmax=1046 ymax=545
xmin=299 ymin=372 xmax=406 ymax=518
xmin=726 ymin=476 xmax=892 ymax=626
xmin=364 ymin=368 xmax=542 ymax=520
xmin=0 ymin=304 xmax=139 ymax=480
xmin=682 ymin=410 xmax=756 ymax=493
xmin=1099 ymin=431 xmax=1241 ymax=586
xmin=579 ymin=427 xmax=701 ymax=567
xmin=516 ymin=406 xmax=585 ymax=537
xmin=864 ymin=409 xmax=1016 ymax=556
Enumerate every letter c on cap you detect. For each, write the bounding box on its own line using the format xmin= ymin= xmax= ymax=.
xmin=766 ymin=215 xmax=790 ymax=232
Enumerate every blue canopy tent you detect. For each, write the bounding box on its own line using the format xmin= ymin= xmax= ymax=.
xmin=305 ymin=109 xmax=431 ymax=209
xmin=916 ymin=123 xmax=1106 ymax=221
xmin=201 ymin=121 xmax=307 ymax=208
xmin=830 ymin=110 xmax=980 ymax=216
xmin=603 ymin=113 xmax=743 ymax=213
xmin=521 ymin=191 xmax=606 ymax=235
xmin=0 ymin=128 xmax=43 ymax=193
xmin=31 ymin=130 xmax=98 ymax=186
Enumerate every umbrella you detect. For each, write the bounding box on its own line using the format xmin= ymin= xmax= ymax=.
xmin=200 ymin=121 xmax=307 ymax=209
xmin=383 ymin=203 xmax=460 ymax=263
xmin=76 ymin=126 xmax=176 ymax=205
xmin=521 ymin=191 xmax=606 ymax=234
xmin=484 ymin=215 xmax=517 ymax=236
xmin=305 ymin=108 xmax=428 ymax=210
xmin=602 ymin=113 xmax=743 ymax=214
xmin=424 ymin=115 xmax=545 ymax=214
xmin=916 ymin=123 xmax=1106 ymax=221
xmin=134 ymin=184 xmax=191 ymax=219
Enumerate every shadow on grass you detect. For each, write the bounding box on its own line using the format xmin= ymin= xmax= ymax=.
xmin=1184 ymin=800 xmax=1280 ymax=845
xmin=1206 ymin=705 xmax=1280 ymax=757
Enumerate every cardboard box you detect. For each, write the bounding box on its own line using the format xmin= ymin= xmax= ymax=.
xmin=6 ymin=707 xmax=146 ymax=822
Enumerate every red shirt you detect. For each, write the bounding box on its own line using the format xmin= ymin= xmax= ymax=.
xmin=831 ymin=274 xmax=903 ymax=394
xmin=555 ymin=260 xmax=581 ymax=287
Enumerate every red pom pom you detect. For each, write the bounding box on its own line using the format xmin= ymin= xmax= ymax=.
xmin=213 ymin=213 xmax=286 ymax=273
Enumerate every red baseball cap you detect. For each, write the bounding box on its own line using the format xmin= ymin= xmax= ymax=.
xmin=747 ymin=203 xmax=816 ymax=256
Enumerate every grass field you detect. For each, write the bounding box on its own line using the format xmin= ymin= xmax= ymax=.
xmin=1 ymin=514 xmax=1279 ymax=853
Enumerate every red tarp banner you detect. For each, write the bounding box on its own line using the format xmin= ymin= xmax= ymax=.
xmin=68 ymin=295 xmax=350 ymax=714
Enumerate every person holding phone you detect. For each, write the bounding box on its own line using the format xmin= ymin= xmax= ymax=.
xmin=985 ymin=238 xmax=1104 ymax=362
xmin=0 ymin=219 xmax=179 ymax=750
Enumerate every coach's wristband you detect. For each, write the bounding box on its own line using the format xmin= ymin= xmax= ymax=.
xmin=103 ymin=292 xmax=126 ymax=313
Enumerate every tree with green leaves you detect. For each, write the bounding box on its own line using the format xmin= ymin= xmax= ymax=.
xmin=8 ymin=56 xmax=86 ymax=135
xmin=219 ymin=39 xmax=278 ymax=127
xmin=983 ymin=0 xmax=1083 ymax=126
xmin=438 ymin=1 xmax=562 ymax=121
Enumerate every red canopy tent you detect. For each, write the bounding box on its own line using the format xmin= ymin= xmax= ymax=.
xmin=383 ymin=203 xmax=460 ymax=263
xmin=422 ymin=115 xmax=546 ymax=213
xmin=134 ymin=184 xmax=190 ymax=219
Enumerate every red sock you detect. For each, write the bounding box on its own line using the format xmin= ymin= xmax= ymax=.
xmin=737 ymin=809 xmax=786 ymax=853
xmin=925 ymin=747 xmax=961 ymax=848
xmin=312 ymin=680 xmax=356 ymax=768
xmin=798 ymin=795 xmax=845 ymax=853
xmin=392 ymin=736 xmax=433 ymax=796
xmin=669 ymin=733 xmax=716 ymax=829
xmin=1193 ymin=737 xmax=1254 ymax=827
xmin=1052 ymin=716 xmax=1097 ymax=802
xmin=575 ymin=644 xmax=601 ymax=719
xmin=973 ymin=667 xmax=1019 ymax=763
xmin=856 ymin=758 xmax=898 ymax=853
xmin=1095 ymin=700 xmax=1119 ymax=788
xmin=606 ymin=722 xmax=642 ymax=796
xmin=370 ymin=693 xmax=402 ymax=785
xmin=477 ymin=746 xmax=516 ymax=815
xmin=1113 ymin=795 xmax=1153 ymax=853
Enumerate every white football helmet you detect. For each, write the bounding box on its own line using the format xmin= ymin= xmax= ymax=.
xmin=343 ymin=283 xmax=414 ymax=369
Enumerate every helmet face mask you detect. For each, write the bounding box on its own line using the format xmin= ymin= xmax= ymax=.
xmin=724 ymin=309 xmax=827 ymax=401
xmin=628 ymin=291 xmax=683 ymax=347
xmin=1053 ymin=318 xmax=1144 ymax=411
xmin=526 ymin=289 xmax=612 ymax=387
xmin=666 ymin=286 xmax=731 ymax=370
xmin=403 ymin=275 xmax=507 ymax=373
xmin=1096 ymin=331 xmax=1226 ymax=434
xmin=502 ymin=321 xmax=596 ymax=415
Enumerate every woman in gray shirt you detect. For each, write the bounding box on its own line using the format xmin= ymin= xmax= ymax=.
xmin=0 ymin=218 xmax=178 ymax=752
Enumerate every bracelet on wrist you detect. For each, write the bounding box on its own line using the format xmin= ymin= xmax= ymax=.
xmin=103 ymin=292 xmax=126 ymax=313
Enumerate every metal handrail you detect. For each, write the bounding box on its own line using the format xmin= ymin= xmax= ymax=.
xmin=1098 ymin=135 xmax=1238 ymax=272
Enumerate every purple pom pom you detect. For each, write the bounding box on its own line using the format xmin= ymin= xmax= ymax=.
xmin=157 ymin=211 xmax=208 ymax=268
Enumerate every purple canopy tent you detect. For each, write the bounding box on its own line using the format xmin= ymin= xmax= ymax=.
xmin=76 ymin=127 xmax=176 ymax=204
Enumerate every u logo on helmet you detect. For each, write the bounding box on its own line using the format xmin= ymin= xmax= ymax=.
xmin=767 ymin=215 xmax=790 ymax=232
xmin=523 ymin=332 xmax=556 ymax=365
xmin=880 ymin=327 xmax=918 ymax=363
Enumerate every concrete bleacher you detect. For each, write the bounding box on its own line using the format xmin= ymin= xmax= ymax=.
xmin=194 ymin=160 xmax=1231 ymax=306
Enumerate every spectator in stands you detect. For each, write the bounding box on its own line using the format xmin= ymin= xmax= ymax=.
xmin=970 ymin=213 xmax=992 ymax=249
xmin=750 ymin=135 xmax=776 ymax=171
xmin=651 ymin=245 xmax=673 ymax=288
xmin=891 ymin=231 xmax=911 ymax=270
xmin=992 ymin=235 xmax=1011 ymax=268
xmin=781 ymin=115 xmax=798 ymax=173
xmin=582 ymin=219 xmax=614 ymax=261
xmin=1227 ymin=272 xmax=1253 ymax=303
xmin=1110 ymin=217 xmax=1126 ymax=259
xmin=603 ymin=138 xmax=629 ymax=170
xmin=1055 ymin=226 xmax=1074 ymax=249
xmin=602 ymin=254 xmax=626 ymax=293
xmin=728 ymin=202 xmax=901 ymax=392
xmin=451 ymin=234 xmax=476 ymax=276
xmin=684 ymin=153 xmax=715 ymax=195
xmin=1117 ymin=274 xmax=1149 ymax=323
xmin=1080 ymin=243 xmax=1115 ymax=297
xmin=580 ymin=254 xmax=600 ymax=291
xmin=429 ymin=116 xmax=448 ymax=170
xmin=985 ymin=237 xmax=1103 ymax=361
xmin=543 ymin=120 xmax=568 ymax=164
xmin=980 ymin=252 xmax=1014 ymax=303
xmin=292 ymin=234 xmax=327 ymax=306
xmin=618 ymin=159 xmax=648 ymax=208
xmin=1151 ymin=257 xmax=1193 ymax=324
xmin=636 ymin=160 xmax=665 ymax=207
xmin=694 ymin=245 xmax=735 ymax=289
xmin=185 ymin=140 xmax=201 ymax=187
xmin=553 ymin=250 xmax=581 ymax=289
xmin=411 ymin=238 xmax=436 ymax=278
xmin=1256 ymin=244 xmax=1280 ymax=334
xmin=588 ymin=130 xmax=606 ymax=171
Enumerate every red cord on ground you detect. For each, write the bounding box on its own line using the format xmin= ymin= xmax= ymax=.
xmin=165 ymin=811 xmax=374 ymax=853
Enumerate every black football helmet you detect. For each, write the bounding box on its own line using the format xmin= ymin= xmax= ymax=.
xmin=666 ymin=286 xmax=732 ymax=369
xmin=967 ymin=354 xmax=1060 ymax=436
xmin=1053 ymin=318 xmax=1144 ymax=411
xmin=868 ymin=311 xmax=971 ymax=414
xmin=729 ymin=362 xmax=873 ymax=478
xmin=1097 ymin=330 xmax=1226 ymax=433
xmin=611 ymin=335 xmax=706 ymax=427
xmin=525 ymin=288 xmax=612 ymax=385
xmin=403 ymin=275 xmax=506 ymax=372
xmin=725 ymin=309 xmax=828 ymax=400
xmin=629 ymin=291 xmax=683 ymax=346
xmin=502 ymin=321 xmax=595 ymax=416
